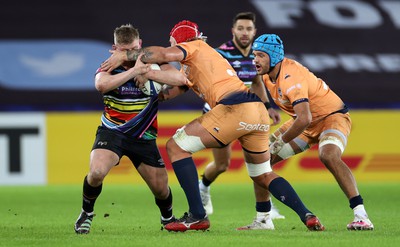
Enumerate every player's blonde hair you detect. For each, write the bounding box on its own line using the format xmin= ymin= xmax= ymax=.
xmin=113 ymin=24 xmax=140 ymax=45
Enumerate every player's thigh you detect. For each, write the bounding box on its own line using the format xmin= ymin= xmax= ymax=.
xmin=212 ymin=143 xmax=233 ymax=166
xmin=137 ymin=164 xmax=169 ymax=194
xmin=90 ymin=148 xmax=120 ymax=170
xmin=319 ymin=113 xmax=352 ymax=153
xmin=200 ymin=103 xmax=269 ymax=146
xmin=90 ymin=126 xmax=122 ymax=174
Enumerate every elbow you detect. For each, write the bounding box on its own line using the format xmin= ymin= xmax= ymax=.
xmin=95 ymin=83 xmax=108 ymax=94
xmin=302 ymin=114 xmax=312 ymax=127
xmin=176 ymin=74 xmax=187 ymax=86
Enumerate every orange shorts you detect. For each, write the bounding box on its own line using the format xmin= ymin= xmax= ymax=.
xmin=198 ymin=102 xmax=270 ymax=153
xmin=274 ymin=112 xmax=352 ymax=149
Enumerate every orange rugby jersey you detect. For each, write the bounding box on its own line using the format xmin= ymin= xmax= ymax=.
xmin=176 ymin=40 xmax=249 ymax=108
xmin=262 ymin=58 xmax=346 ymax=121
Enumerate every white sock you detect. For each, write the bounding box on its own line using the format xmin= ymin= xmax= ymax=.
xmin=256 ymin=211 xmax=269 ymax=221
xmin=270 ymin=199 xmax=277 ymax=209
xmin=161 ymin=215 xmax=174 ymax=221
xmin=199 ymin=180 xmax=210 ymax=192
xmin=353 ymin=205 xmax=368 ymax=218
xmin=82 ymin=209 xmax=94 ymax=216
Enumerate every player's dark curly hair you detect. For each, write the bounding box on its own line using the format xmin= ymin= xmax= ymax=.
xmin=233 ymin=12 xmax=256 ymax=26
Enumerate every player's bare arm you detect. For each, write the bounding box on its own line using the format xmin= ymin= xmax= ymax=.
xmin=102 ymin=46 xmax=184 ymax=73
xmin=270 ymin=101 xmax=311 ymax=154
xmin=135 ymin=61 xmax=187 ymax=88
xmin=139 ymin=46 xmax=185 ymax=64
xmin=251 ymin=75 xmax=281 ymax=125
xmin=283 ymin=101 xmax=312 ymax=142
xmin=95 ymin=63 xmax=150 ymax=94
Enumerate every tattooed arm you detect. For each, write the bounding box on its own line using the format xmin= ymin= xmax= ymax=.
xmin=101 ymin=46 xmax=184 ymax=72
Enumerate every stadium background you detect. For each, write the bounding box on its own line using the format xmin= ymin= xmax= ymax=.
xmin=0 ymin=0 xmax=399 ymax=185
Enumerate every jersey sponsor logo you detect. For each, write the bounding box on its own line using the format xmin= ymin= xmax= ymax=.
xmin=237 ymin=71 xmax=257 ymax=77
xmin=237 ymin=122 xmax=270 ymax=132
xmin=120 ymin=86 xmax=141 ymax=95
xmin=286 ymin=83 xmax=302 ymax=94
xmin=232 ymin=60 xmax=241 ymax=68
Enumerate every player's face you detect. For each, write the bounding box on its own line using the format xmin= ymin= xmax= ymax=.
xmin=253 ymin=50 xmax=270 ymax=75
xmin=232 ymin=19 xmax=256 ymax=49
xmin=114 ymin=38 xmax=142 ymax=51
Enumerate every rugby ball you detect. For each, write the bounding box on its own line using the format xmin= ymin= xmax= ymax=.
xmin=141 ymin=64 xmax=162 ymax=95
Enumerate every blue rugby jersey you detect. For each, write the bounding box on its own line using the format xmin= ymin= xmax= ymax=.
xmin=215 ymin=40 xmax=257 ymax=88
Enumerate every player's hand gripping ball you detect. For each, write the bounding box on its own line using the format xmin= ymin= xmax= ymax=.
xmin=270 ymin=135 xmax=286 ymax=155
xmin=141 ymin=64 xmax=162 ymax=95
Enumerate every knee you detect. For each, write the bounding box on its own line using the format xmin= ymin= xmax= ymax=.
xmin=166 ymin=138 xmax=180 ymax=158
xmin=250 ymin=173 xmax=277 ymax=190
xmin=154 ymin=187 xmax=170 ymax=199
xmin=168 ymin=137 xmax=185 ymax=154
xmin=319 ymin=151 xmax=341 ymax=168
xmin=88 ymin=168 xmax=107 ymax=185
xmin=152 ymin=181 xmax=170 ymax=199
xmin=214 ymin=160 xmax=230 ymax=173
xmin=166 ymin=138 xmax=173 ymax=154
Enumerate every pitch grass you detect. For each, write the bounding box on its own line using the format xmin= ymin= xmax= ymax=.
xmin=1 ymin=183 xmax=399 ymax=247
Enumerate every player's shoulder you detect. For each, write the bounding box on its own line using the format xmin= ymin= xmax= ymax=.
xmin=283 ymin=57 xmax=308 ymax=71
xmin=281 ymin=58 xmax=308 ymax=78
xmin=178 ymin=39 xmax=209 ymax=51
xmin=96 ymin=64 xmax=117 ymax=74
xmin=215 ymin=40 xmax=235 ymax=51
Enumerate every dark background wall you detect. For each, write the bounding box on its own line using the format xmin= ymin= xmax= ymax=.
xmin=1 ymin=0 xmax=399 ymax=111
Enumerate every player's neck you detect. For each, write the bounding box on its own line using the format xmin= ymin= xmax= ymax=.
xmin=232 ymin=39 xmax=251 ymax=57
xmin=268 ymin=63 xmax=281 ymax=82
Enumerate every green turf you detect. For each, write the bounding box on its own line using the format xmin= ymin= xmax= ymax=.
xmin=1 ymin=183 xmax=399 ymax=247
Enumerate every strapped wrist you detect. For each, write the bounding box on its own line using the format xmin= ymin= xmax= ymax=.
xmin=277 ymin=134 xmax=286 ymax=144
xmin=264 ymin=102 xmax=272 ymax=109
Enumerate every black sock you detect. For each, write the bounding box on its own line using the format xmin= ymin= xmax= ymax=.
xmin=172 ymin=157 xmax=206 ymax=219
xmin=82 ymin=175 xmax=102 ymax=213
xmin=269 ymin=177 xmax=311 ymax=222
xmin=256 ymin=201 xmax=271 ymax=213
xmin=349 ymin=195 xmax=363 ymax=209
xmin=155 ymin=187 xmax=173 ymax=219
xmin=201 ymin=175 xmax=212 ymax=187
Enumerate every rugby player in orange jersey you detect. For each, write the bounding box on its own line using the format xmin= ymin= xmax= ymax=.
xmin=198 ymin=12 xmax=285 ymax=224
xmin=251 ymin=34 xmax=374 ymax=231
xmin=101 ymin=20 xmax=324 ymax=232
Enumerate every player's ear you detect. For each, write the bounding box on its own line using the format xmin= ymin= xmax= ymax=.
xmin=111 ymin=44 xmax=117 ymax=50
xmin=139 ymin=39 xmax=143 ymax=48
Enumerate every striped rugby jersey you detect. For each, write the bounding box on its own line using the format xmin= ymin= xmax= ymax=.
xmin=96 ymin=66 xmax=159 ymax=140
